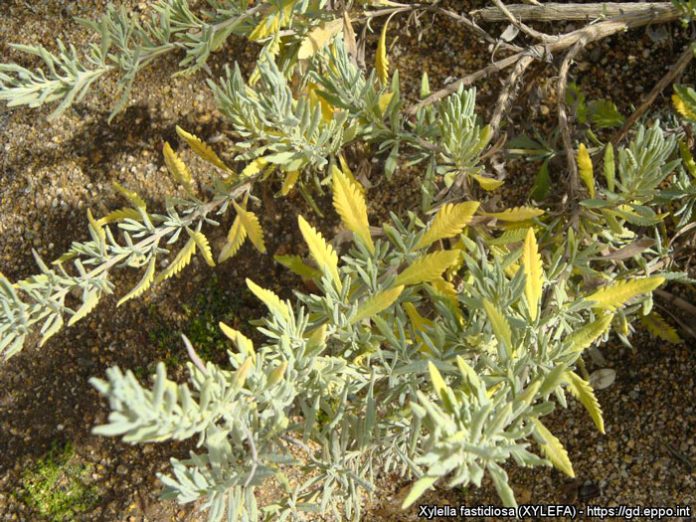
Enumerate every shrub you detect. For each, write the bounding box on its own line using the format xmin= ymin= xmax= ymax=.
xmin=1 ymin=1 xmax=695 ymax=520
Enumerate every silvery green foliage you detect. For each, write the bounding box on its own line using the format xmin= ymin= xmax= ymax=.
xmin=0 ymin=168 xmax=252 ymax=361
xmin=89 ymin=198 xmax=640 ymax=521
xmin=0 ymin=0 xmax=327 ymax=121
xmin=209 ymin=60 xmax=349 ymax=172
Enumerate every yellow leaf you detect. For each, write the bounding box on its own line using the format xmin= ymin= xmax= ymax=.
xmin=234 ymin=357 xmax=253 ymax=388
xmin=640 ymin=312 xmax=682 ymax=344
xmin=428 ymin=361 xmax=449 ymax=402
xmin=565 ymin=313 xmax=614 ymax=353
xmin=415 ymin=202 xmax=480 ymax=250
xmin=401 ymin=476 xmax=438 ymax=510
xmin=472 ymin=174 xmax=504 ymax=191
xmin=522 ymin=228 xmax=543 ymax=321
xmin=175 ymin=126 xmax=231 ymax=174
xmin=280 ymin=170 xmax=300 ymax=196
xmin=332 ymin=165 xmax=374 ymax=253
xmin=86 ymin=208 xmax=105 ymax=244
xmin=564 ymin=370 xmax=604 ymax=434
xmin=483 ymin=206 xmax=544 ymax=222
xmin=298 ymin=18 xmax=343 ymax=60
xmin=297 ymin=215 xmax=341 ymax=291
xmin=403 ymin=302 xmax=433 ymax=333
xmin=96 ymin=207 xmax=141 ymax=226
xmin=242 ymin=157 xmax=269 ymax=178
xmin=378 ymin=91 xmax=394 ymax=115
xmin=585 ymin=277 xmax=664 ymax=311
xmin=482 ymin=299 xmax=513 ymax=357
xmin=577 ymin=143 xmax=595 ymax=198
xmin=338 ymin=154 xmax=364 ymax=196
xmin=307 ymin=83 xmax=335 ymax=122
xmin=672 ymin=93 xmax=696 ymax=122
xmin=232 ymin=201 xmax=266 ymax=254
xmin=155 ymin=238 xmax=196 ymax=284
xmin=163 ymin=142 xmax=195 ymax=193
xmin=246 ymin=278 xmax=290 ymax=321
xmin=67 ymin=291 xmax=100 ymax=327
xmin=117 ymin=256 xmax=156 ymax=306
xmin=274 ymin=254 xmax=322 ymax=280
xmin=218 ymin=215 xmax=247 ymax=263
xmin=113 ymin=181 xmax=146 ymax=210
xmin=394 ymin=250 xmax=460 ymax=287
xmin=219 ymin=322 xmax=256 ymax=360
xmin=267 ymin=361 xmax=288 ymax=386
xmin=351 ymin=285 xmax=404 ymax=324
xmin=187 ymin=229 xmax=215 ymax=267
xmin=375 ymin=20 xmax=389 ymax=85
xmin=532 ymin=419 xmax=575 ymax=478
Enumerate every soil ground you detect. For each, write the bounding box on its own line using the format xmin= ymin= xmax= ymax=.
xmin=0 ymin=1 xmax=695 ymax=521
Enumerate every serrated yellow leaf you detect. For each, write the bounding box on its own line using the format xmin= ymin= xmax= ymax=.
xmin=403 ymin=302 xmax=433 ymax=333
xmin=482 ymin=299 xmax=513 ymax=358
xmin=218 ymin=215 xmax=247 ymax=263
xmin=175 ymin=126 xmax=231 ymax=174
xmin=640 ymin=312 xmax=682 ymax=344
xmin=375 ymin=20 xmax=389 ymax=85
xmin=483 ymin=206 xmax=544 ymax=222
xmin=394 ymin=250 xmax=459 ymax=287
xmin=332 ymin=166 xmax=374 ymax=254
xmin=672 ymin=93 xmax=696 ymax=122
xmin=298 ymin=18 xmax=343 ymax=60
xmin=232 ymin=201 xmax=266 ymax=254
xmin=118 ymin=256 xmax=156 ymax=306
xmin=415 ymin=202 xmax=480 ymax=250
xmin=280 ymin=170 xmax=300 ymax=196
xmin=297 ymin=215 xmax=341 ymax=291
xmin=472 ymin=174 xmax=504 ymax=191
xmin=429 ymin=277 xmax=462 ymax=322
xmin=163 ymin=142 xmax=195 ymax=193
xmin=274 ymin=254 xmax=322 ymax=280
xmin=522 ymin=228 xmax=543 ymax=321
xmin=565 ymin=313 xmax=614 ymax=353
xmin=338 ymin=154 xmax=364 ymax=196
xmin=532 ymin=419 xmax=575 ymax=478
xmin=246 ymin=278 xmax=290 ymax=321
xmin=350 ymin=285 xmax=403 ymax=324
xmin=564 ymin=370 xmax=604 ymax=434
xmin=155 ymin=237 xmax=196 ymax=284
xmin=113 ymin=181 xmax=146 ymax=210
xmin=188 ymin=229 xmax=215 ymax=267
xmin=242 ymin=157 xmax=269 ymax=178
xmin=577 ymin=143 xmax=595 ymax=198
xmin=219 ymin=321 xmax=255 ymax=360
xmin=585 ymin=277 xmax=664 ymax=311
xmin=68 ymin=291 xmax=100 ymax=327
xmin=96 ymin=207 xmax=141 ymax=226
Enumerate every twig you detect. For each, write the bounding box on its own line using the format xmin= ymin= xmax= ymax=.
xmin=557 ymin=39 xmax=587 ymax=199
xmin=655 ymin=288 xmax=696 ymax=317
xmin=490 ymin=0 xmax=557 ymax=42
xmin=472 ymin=2 xmax=675 ymax=22
xmin=612 ymin=43 xmax=696 ymax=144
xmin=407 ymin=4 xmax=680 ymax=115
xmin=489 ymin=55 xmax=535 ymax=137
xmin=434 ymin=6 xmax=523 ymax=52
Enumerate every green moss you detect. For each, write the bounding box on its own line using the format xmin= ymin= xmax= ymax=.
xmin=147 ymin=274 xmax=242 ymax=369
xmin=16 ymin=441 xmax=100 ymax=521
